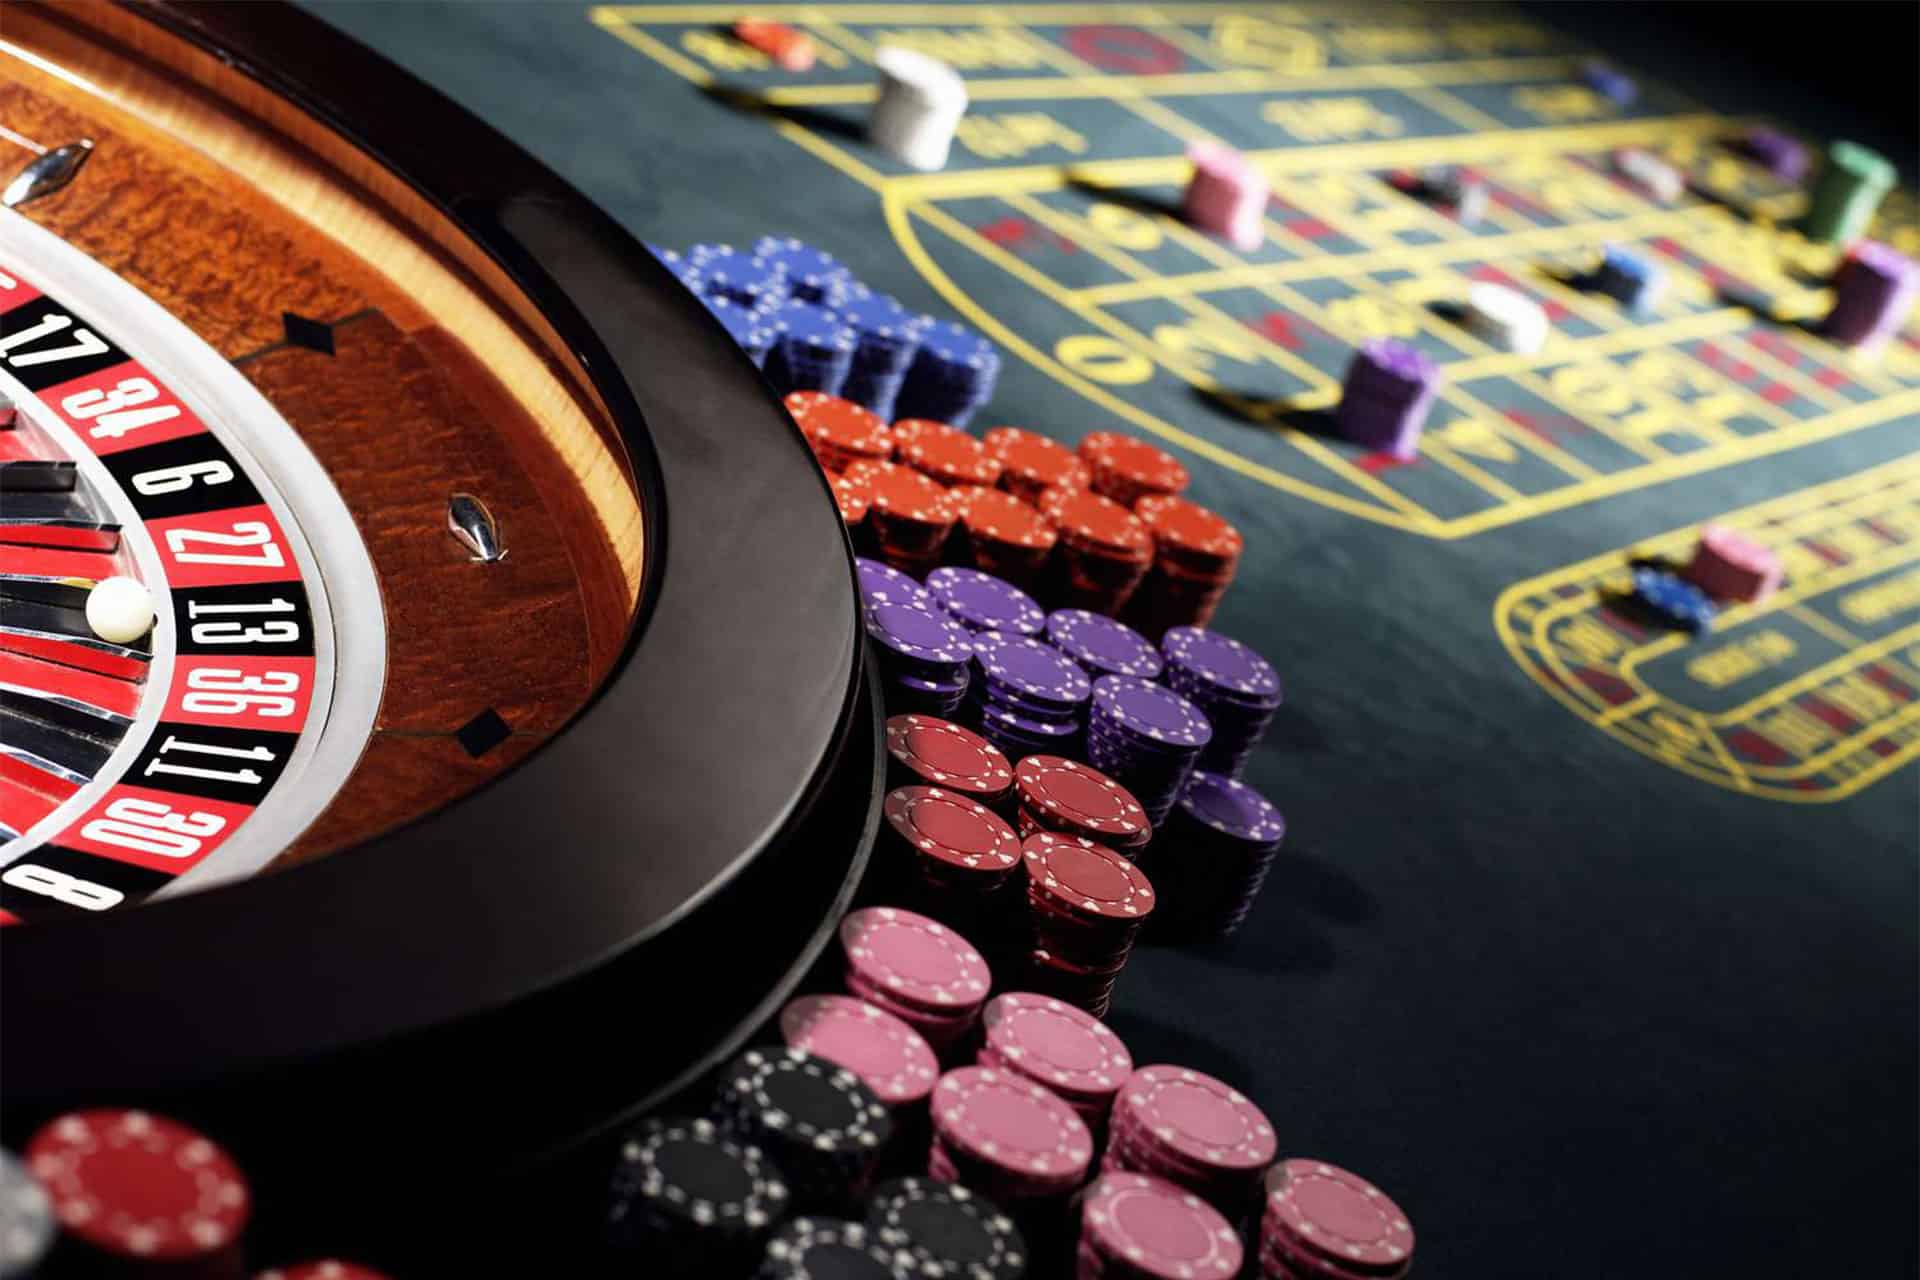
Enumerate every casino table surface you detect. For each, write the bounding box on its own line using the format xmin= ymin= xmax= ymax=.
xmin=302 ymin=3 xmax=1917 ymax=1275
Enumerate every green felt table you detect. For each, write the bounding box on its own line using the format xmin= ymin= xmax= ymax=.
xmin=309 ymin=3 xmax=1918 ymax=1274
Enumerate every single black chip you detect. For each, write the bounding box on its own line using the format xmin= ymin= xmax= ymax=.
xmin=866 ymin=1177 xmax=1027 ymax=1278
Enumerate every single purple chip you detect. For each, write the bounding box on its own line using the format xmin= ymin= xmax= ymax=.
xmin=927 ymin=567 xmax=1045 ymax=636
xmin=975 ymin=695 xmax=1080 ymax=740
xmin=1179 ymin=771 xmax=1286 ymax=845
xmin=1162 ymin=627 xmax=1282 ymax=703
xmin=971 ymin=632 xmax=1091 ymax=706
xmin=857 ymin=557 xmax=930 ymax=608
xmin=867 ymin=600 xmax=973 ymax=666
xmin=1046 ymin=609 xmax=1162 ymax=680
xmin=1092 ymin=676 xmax=1212 ymax=748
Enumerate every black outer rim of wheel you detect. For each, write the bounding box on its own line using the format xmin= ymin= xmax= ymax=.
xmin=0 ymin=0 xmax=880 ymax=1167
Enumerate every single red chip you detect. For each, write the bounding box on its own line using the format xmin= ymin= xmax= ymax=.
xmin=255 ymin=1263 xmax=396 ymax=1280
xmin=834 ymin=470 xmax=873 ymax=524
xmin=953 ymin=485 xmax=1058 ymax=551
xmin=733 ymin=18 xmax=817 ymax=70
xmin=1264 ymin=1159 xmax=1415 ymax=1274
xmin=886 ymin=714 xmax=1014 ymax=797
xmin=983 ymin=427 xmax=1091 ymax=502
xmin=1023 ymin=831 xmax=1155 ymax=921
xmin=1082 ymin=1171 xmax=1243 ymax=1280
xmin=26 ymin=1110 xmax=250 ymax=1262
xmin=789 ymin=392 xmax=891 ymax=468
xmin=846 ymin=460 xmax=961 ymax=528
xmin=1015 ymin=756 xmax=1149 ymax=844
xmin=1079 ymin=431 xmax=1190 ymax=501
xmin=898 ymin=420 xmax=1003 ymax=488
xmin=1135 ymin=494 xmax=1243 ymax=570
xmin=884 ymin=786 xmax=1021 ymax=872
xmin=1044 ymin=488 xmax=1153 ymax=560
xmin=779 ymin=993 xmax=940 ymax=1106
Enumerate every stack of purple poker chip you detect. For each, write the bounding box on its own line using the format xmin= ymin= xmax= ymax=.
xmin=1159 ymin=626 xmax=1282 ymax=778
xmin=1334 ymin=338 xmax=1441 ymax=460
xmin=894 ymin=320 xmax=1002 ymax=428
xmin=1044 ymin=609 xmax=1164 ymax=681
xmin=837 ymin=285 xmax=930 ymax=423
xmin=865 ymin=598 xmax=973 ymax=718
xmin=1740 ymin=127 xmax=1810 ymax=184
xmin=1144 ymin=771 xmax=1286 ymax=941
xmin=926 ymin=567 xmax=1046 ymax=637
xmin=1086 ymin=675 xmax=1211 ymax=828
xmin=856 ymin=556 xmax=932 ymax=610
xmin=1822 ymin=241 xmax=1920 ymax=350
xmin=965 ymin=631 xmax=1091 ymax=763
xmin=763 ymin=299 xmax=857 ymax=396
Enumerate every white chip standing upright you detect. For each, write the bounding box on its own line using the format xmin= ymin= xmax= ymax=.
xmin=1464 ymin=282 xmax=1549 ymax=355
xmin=869 ymin=46 xmax=969 ymax=171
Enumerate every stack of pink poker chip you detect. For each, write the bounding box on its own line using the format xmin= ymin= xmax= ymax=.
xmin=928 ymin=1065 xmax=1094 ymax=1209
xmin=1684 ymin=525 xmax=1782 ymax=603
xmin=977 ymin=992 xmax=1133 ymax=1140
xmin=1104 ymin=1065 xmax=1277 ymax=1221
xmin=780 ymin=994 xmax=941 ymax=1110
xmin=1258 ymin=1159 xmax=1415 ymax=1279
xmin=1182 ymin=140 xmax=1269 ymax=252
xmin=839 ymin=907 xmax=994 ymax=1056
xmin=1077 ymin=1171 xmax=1243 ymax=1280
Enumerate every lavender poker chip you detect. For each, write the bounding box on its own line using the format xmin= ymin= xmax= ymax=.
xmin=867 ymin=600 xmax=974 ymax=667
xmin=1178 ymin=771 xmax=1286 ymax=845
xmin=1091 ymin=676 xmax=1211 ymax=749
xmin=1045 ymin=609 xmax=1163 ymax=680
xmin=857 ymin=558 xmax=931 ymax=608
xmin=972 ymin=633 xmax=1091 ymax=708
xmin=1162 ymin=627 xmax=1282 ymax=704
xmin=927 ymin=568 xmax=1046 ymax=636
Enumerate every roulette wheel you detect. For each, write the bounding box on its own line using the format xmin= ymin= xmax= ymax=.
xmin=0 ymin=0 xmax=880 ymax=1244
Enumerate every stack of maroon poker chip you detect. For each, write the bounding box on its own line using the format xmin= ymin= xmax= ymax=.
xmin=840 ymin=906 xmax=994 ymax=1055
xmin=929 ymin=1066 xmax=1094 ymax=1207
xmin=1077 ymin=1171 xmax=1243 ymax=1280
xmin=949 ymin=485 xmax=1060 ymax=595
xmin=1014 ymin=755 xmax=1151 ymax=856
xmin=1259 ymin=1160 xmax=1415 ymax=1279
xmin=1078 ymin=432 xmax=1190 ymax=507
xmin=1020 ymin=831 xmax=1155 ymax=1018
xmin=885 ymin=714 xmax=1015 ymax=812
xmin=1040 ymin=488 xmax=1155 ymax=616
xmin=787 ymin=390 xmax=893 ymax=472
xmin=780 ymin=994 xmax=941 ymax=1110
xmin=898 ymin=419 xmax=1005 ymax=488
xmin=1105 ymin=1066 xmax=1277 ymax=1221
xmin=877 ymin=786 xmax=1024 ymax=937
xmin=846 ymin=459 xmax=964 ymax=577
xmin=984 ymin=426 xmax=1091 ymax=504
xmin=1129 ymin=495 xmax=1243 ymax=637
xmin=978 ymin=992 xmax=1133 ymax=1139
xmin=26 ymin=1108 xmax=252 ymax=1276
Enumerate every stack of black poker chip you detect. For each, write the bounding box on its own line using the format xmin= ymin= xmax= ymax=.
xmin=605 ymin=1115 xmax=790 ymax=1276
xmin=719 ymin=1047 xmax=895 ymax=1213
xmin=865 ymin=1176 xmax=1028 ymax=1278
xmin=757 ymin=1216 xmax=913 ymax=1279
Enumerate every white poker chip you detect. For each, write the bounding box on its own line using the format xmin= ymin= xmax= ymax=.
xmin=1464 ymin=282 xmax=1548 ymax=355
xmin=870 ymin=46 xmax=968 ymax=171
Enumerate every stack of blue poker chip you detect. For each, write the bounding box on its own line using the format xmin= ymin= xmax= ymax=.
xmin=1086 ymin=675 xmax=1212 ymax=828
xmin=1587 ymin=245 xmax=1664 ymax=314
xmin=926 ymin=567 xmax=1045 ymax=637
xmin=865 ymin=598 xmax=973 ymax=718
xmin=1045 ymin=609 xmax=1163 ymax=682
xmin=837 ymin=286 xmax=930 ymax=422
xmin=764 ymin=299 xmax=857 ymax=395
xmin=894 ymin=320 xmax=1001 ymax=428
xmin=698 ymin=295 xmax=776 ymax=368
xmin=856 ymin=556 xmax=932 ymax=610
xmin=965 ymin=631 xmax=1091 ymax=763
xmin=684 ymin=243 xmax=789 ymax=316
xmin=1579 ymin=60 xmax=1638 ymax=107
xmin=753 ymin=237 xmax=855 ymax=305
xmin=1145 ymin=770 xmax=1286 ymax=940
xmin=1631 ymin=566 xmax=1716 ymax=634
xmin=1159 ymin=626 xmax=1283 ymax=779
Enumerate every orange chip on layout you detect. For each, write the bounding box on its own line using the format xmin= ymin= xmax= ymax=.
xmin=734 ymin=19 xmax=817 ymax=71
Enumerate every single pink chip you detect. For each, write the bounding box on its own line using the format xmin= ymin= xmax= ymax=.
xmin=1083 ymin=1171 xmax=1242 ymax=1280
xmin=1118 ymin=1066 xmax=1276 ymax=1171
xmin=931 ymin=1066 xmax=1093 ymax=1183
xmin=840 ymin=907 xmax=992 ymax=1010
xmin=981 ymin=992 xmax=1131 ymax=1098
xmin=1264 ymin=1158 xmax=1416 ymax=1272
xmin=780 ymin=994 xmax=940 ymax=1105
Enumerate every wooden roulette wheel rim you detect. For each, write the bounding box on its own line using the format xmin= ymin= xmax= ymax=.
xmin=0 ymin=0 xmax=880 ymax=1183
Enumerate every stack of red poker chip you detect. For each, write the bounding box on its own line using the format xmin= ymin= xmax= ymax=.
xmin=978 ymin=992 xmax=1133 ymax=1139
xmin=1020 ymin=831 xmax=1155 ymax=1017
xmin=840 ymin=906 xmax=994 ymax=1055
xmin=26 ymin=1108 xmax=252 ymax=1276
xmin=1079 ymin=432 xmax=1190 ymax=507
xmin=1258 ymin=1159 xmax=1415 ymax=1279
xmin=1014 ymin=755 xmax=1151 ymax=856
xmin=929 ymin=1066 xmax=1093 ymax=1208
xmin=1105 ymin=1066 xmax=1277 ymax=1221
xmin=951 ymin=485 xmax=1059 ymax=594
xmin=846 ymin=459 xmax=964 ymax=576
xmin=985 ymin=427 xmax=1090 ymax=504
xmin=1077 ymin=1171 xmax=1243 ymax=1280
xmin=876 ymin=785 xmax=1024 ymax=938
xmin=833 ymin=468 xmax=874 ymax=527
xmin=787 ymin=391 xmax=893 ymax=472
xmin=1041 ymin=488 xmax=1155 ymax=615
xmin=1130 ymin=495 xmax=1243 ymax=636
xmin=1683 ymin=524 xmax=1782 ymax=603
xmin=885 ymin=714 xmax=1015 ymax=811
xmin=780 ymin=993 xmax=941 ymax=1110
xmin=898 ymin=419 xmax=1004 ymax=488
